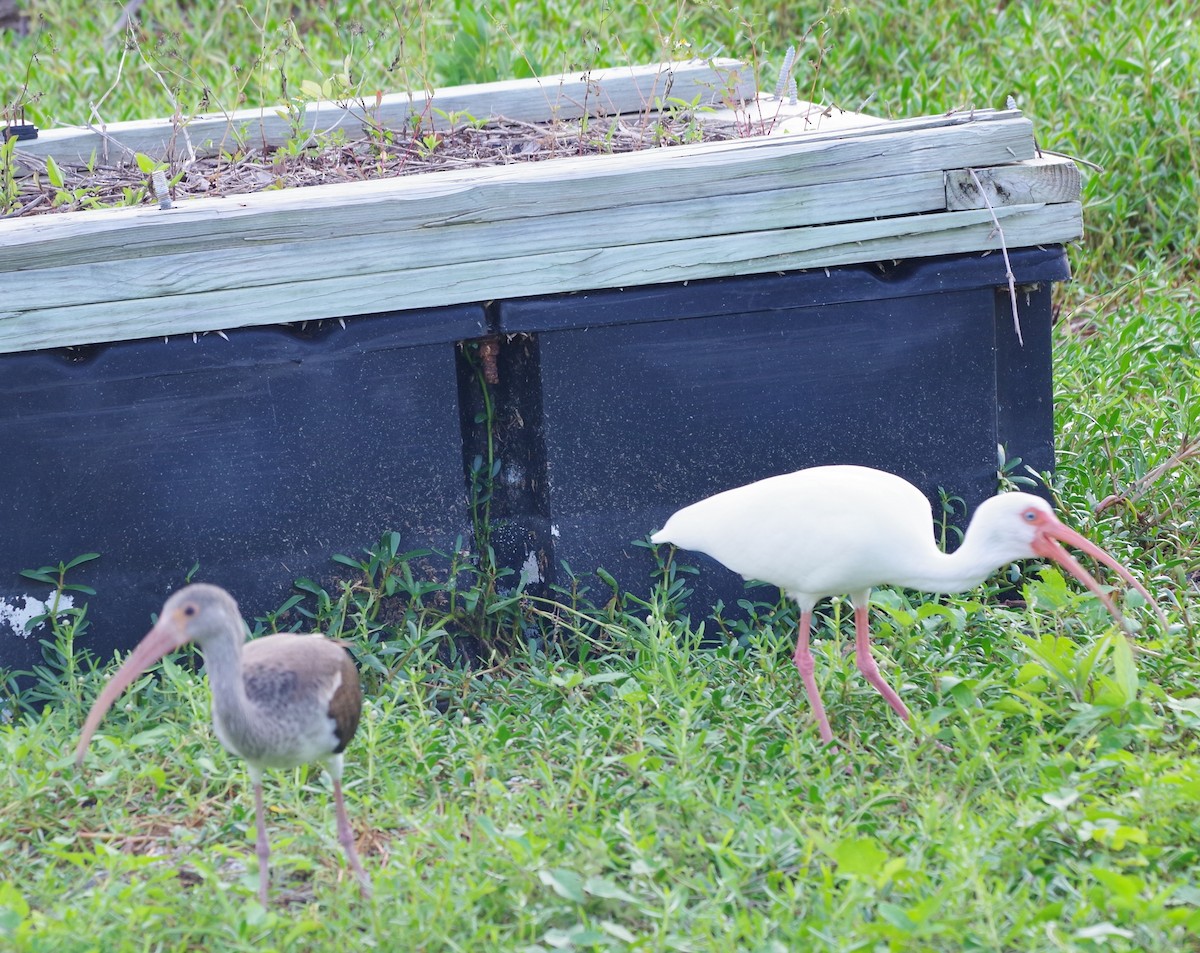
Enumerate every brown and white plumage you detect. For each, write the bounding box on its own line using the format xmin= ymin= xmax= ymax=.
xmin=75 ymin=583 xmax=372 ymax=904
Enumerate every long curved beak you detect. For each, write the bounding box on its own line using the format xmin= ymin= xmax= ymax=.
xmin=74 ymin=616 xmax=189 ymax=768
xmin=1031 ymin=519 xmax=1169 ymax=634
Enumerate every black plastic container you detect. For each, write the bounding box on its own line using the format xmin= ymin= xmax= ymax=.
xmin=0 ymin=246 xmax=1068 ymax=675
xmin=485 ymin=246 xmax=1068 ymax=613
xmin=0 ymin=306 xmax=483 ymax=675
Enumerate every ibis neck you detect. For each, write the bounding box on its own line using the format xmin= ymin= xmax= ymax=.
xmin=200 ymin=632 xmax=251 ymax=725
xmin=892 ymin=532 xmax=1007 ymax=594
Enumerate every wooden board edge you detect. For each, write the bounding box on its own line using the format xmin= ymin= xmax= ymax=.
xmin=0 ymin=203 xmax=1082 ymax=354
xmin=945 ymin=154 xmax=1082 ymax=210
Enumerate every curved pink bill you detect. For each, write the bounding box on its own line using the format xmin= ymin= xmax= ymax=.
xmin=74 ymin=618 xmax=188 ymax=767
xmin=1032 ymin=520 xmax=1169 ymax=634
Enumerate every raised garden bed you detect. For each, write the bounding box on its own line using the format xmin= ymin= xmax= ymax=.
xmin=0 ymin=60 xmax=1082 ymax=672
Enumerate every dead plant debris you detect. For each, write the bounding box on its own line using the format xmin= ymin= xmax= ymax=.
xmin=5 ymin=113 xmax=741 ymax=219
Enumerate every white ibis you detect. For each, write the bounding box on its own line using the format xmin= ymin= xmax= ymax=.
xmin=75 ymin=583 xmax=372 ymax=904
xmin=651 ymin=464 xmax=1167 ymax=743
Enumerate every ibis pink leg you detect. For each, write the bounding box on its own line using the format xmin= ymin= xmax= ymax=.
xmin=792 ymin=610 xmax=835 ymax=744
xmin=853 ymin=604 xmax=910 ymax=722
xmin=254 ymin=779 xmax=271 ymax=906
xmin=333 ymin=779 xmax=372 ymax=898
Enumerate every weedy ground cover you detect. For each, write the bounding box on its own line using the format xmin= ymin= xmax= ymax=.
xmin=1 ymin=1 xmax=1198 ymax=950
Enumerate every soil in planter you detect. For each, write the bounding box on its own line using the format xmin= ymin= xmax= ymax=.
xmin=5 ymin=112 xmax=740 ymax=218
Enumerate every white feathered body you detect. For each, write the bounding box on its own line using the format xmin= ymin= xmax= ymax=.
xmin=651 ymin=465 xmax=993 ymax=607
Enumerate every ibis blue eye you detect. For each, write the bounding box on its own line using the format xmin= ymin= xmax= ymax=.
xmin=1024 ymin=511 xmax=1037 ymax=522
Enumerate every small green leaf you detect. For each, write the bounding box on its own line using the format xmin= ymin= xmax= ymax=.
xmin=599 ymin=920 xmax=637 ymax=943
xmin=1092 ymin=867 xmax=1144 ymax=904
xmin=831 ymin=836 xmax=888 ymax=879
xmin=1073 ymin=923 xmax=1134 ymax=941
xmin=543 ymin=925 xmax=608 ymax=948
xmin=0 ymin=880 xmax=30 ymax=936
xmin=877 ymin=901 xmax=918 ymax=932
xmin=1041 ymin=787 xmax=1080 ymax=810
xmin=1165 ymin=695 xmax=1200 ymax=728
xmin=271 ymin=594 xmax=305 ymax=615
xmin=127 ymin=726 xmax=173 ymax=748
xmin=580 ymin=671 xmax=629 ymax=687
xmin=583 ymin=875 xmax=638 ymax=903
xmin=539 ymin=868 xmax=587 ymax=903
xmin=134 ymin=152 xmax=161 ymax=174
xmin=1111 ymin=632 xmax=1139 ymax=703
xmin=45 ymin=155 xmax=64 ymax=188
xmin=1171 ymin=884 xmax=1200 ymax=907
xmin=474 ymin=814 xmax=500 ymax=840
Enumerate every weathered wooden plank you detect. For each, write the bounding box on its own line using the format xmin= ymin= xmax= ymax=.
xmin=708 ymin=96 xmax=883 ymax=136
xmin=1 ymin=116 xmax=1037 ymax=269
xmin=703 ymin=99 xmax=1020 ymax=139
xmin=0 ymin=171 xmax=952 ymax=311
xmin=945 ymin=155 xmax=1081 ymax=210
xmin=0 ymin=202 xmax=1081 ymax=354
xmin=11 ymin=60 xmax=754 ymax=171
xmin=764 ymin=107 xmax=1021 ymax=142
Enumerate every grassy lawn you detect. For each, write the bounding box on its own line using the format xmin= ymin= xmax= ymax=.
xmin=2 ymin=1 xmax=1199 ymax=950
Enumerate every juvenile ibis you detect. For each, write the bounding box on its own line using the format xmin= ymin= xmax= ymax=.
xmin=651 ymin=465 xmax=1167 ymax=743
xmin=75 ymin=583 xmax=372 ymax=904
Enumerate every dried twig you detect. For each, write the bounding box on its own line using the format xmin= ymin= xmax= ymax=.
xmin=0 ymin=192 xmax=48 ymax=218
xmin=85 ymin=39 xmax=139 ymax=166
xmin=1038 ymin=147 xmax=1103 ymax=173
xmin=968 ymin=166 xmax=1024 ymax=346
xmin=132 ymin=31 xmax=198 ymax=171
xmin=1095 ymin=434 xmax=1200 ymax=513
xmin=107 ymin=0 xmax=146 ymax=43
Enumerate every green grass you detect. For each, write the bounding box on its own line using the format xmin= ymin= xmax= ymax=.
xmin=4 ymin=0 xmax=1197 ymax=285
xmin=2 ymin=0 xmax=1199 ymax=950
xmin=4 ymin=574 xmax=1200 ymax=951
